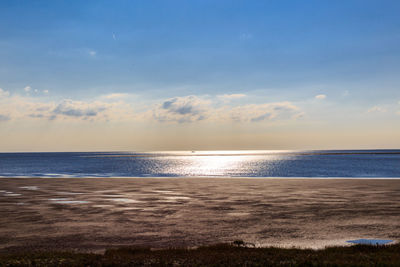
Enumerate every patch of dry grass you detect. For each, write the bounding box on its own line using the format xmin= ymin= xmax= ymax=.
xmin=1 ymin=242 xmax=400 ymax=266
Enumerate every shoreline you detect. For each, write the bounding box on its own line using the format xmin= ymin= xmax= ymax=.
xmin=2 ymin=176 xmax=400 ymax=179
xmin=1 ymin=177 xmax=399 ymax=252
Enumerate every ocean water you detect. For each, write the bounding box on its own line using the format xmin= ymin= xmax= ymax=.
xmin=0 ymin=150 xmax=399 ymax=178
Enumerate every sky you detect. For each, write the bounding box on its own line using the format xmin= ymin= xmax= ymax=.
xmin=1 ymin=0 xmax=400 ymax=151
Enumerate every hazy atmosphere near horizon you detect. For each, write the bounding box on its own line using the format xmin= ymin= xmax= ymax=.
xmin=1 ymin=0 xmax=400 ymax=151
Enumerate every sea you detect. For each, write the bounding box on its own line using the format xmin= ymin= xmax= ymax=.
xmin=0 ymin=150 xmax=399 ymax=178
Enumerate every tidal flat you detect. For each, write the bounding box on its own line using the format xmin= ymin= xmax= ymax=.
xmin=0 ymin=178 xmax=399 ymax=252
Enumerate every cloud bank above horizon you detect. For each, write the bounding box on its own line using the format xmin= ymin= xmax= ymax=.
xmin=0 ymin=89 xmax=305 ymax=124
xmin=1 ymin=85 xmax=400 ymax=151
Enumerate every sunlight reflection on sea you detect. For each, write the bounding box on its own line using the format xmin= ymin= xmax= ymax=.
xmin=0 ymin=150 xmax=400 ymax=178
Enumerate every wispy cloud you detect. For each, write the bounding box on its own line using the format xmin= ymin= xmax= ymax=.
xmin=217 ymin=93 xmax=246 ymax=102
xmin=99 ymin=93 xmax=130 ymax=100
xmin=23 ymin=86 xmax=49 ymax=95
xmin=397 ymin=101 xmax=400 ymax=115
xmin=0 ymin=91 xmax=133 ymax=122
xmin=240 ymin=33 xmax=253 ymax=40
xmin=315 ymin=94 xmax=327 ymax=100
xmin=367 ymin=106 xmax=387 ymax=113
xmin=0 ymin=88 xmax=10 ymax=98
xmin=89 ymin=50 xmax=97 ymax=56
xmin=227 ymin=101 xmax=303 ymax=122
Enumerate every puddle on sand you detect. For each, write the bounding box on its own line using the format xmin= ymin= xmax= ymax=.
xmin=49 ymin=198 xmax=89 ymax=204
xmin=20 ymin=186 xmax=39 ymax=190
xmin=164 ymin=196 xmax=191 ymax=200
xmin=3 ymin=192 xmax=22 ymax=196
xmin=108 ymin=198 xmax=142 ymax=203
xmin=347 ymin=239 xmax=393 ymax=245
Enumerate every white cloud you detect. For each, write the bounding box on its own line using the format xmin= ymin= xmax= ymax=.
xmin=0 ymin=88 xmax=10 ymax=98
xmin=100 ymin=93 xmax=130 ymax=100
xmin=367 ymin=106 xmax=387 ymax=113
xmin=152 ymin=95 xmax=302 ymax=124
xmin=153 ymin=96 xmax=211 ymax=123
xmin=0 ymin=91 xmax=303 ymax=125
xmin=315 ymin=94 xmax=327 ymax=100
xmin=217 ymin=94 xmax=246 ymax=102
xmin=0 ymin=94 xmax=134 ymax=122
xmin=23 ymin=86 xmax=47 ymax=95
xmin=89 ymin=50 xmax=97 ymax=56
xmin=51 ymin=99 xmax=107 ymax=119
xmin=227 ymin=101 xmax=302 ymax=122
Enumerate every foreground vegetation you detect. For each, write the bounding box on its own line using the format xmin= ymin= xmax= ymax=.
xmin=1 ymin=242 xmax=400 ymax=266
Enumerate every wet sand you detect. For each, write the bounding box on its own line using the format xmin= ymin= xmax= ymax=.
xmin=0 ymin=178 xmax=399 ymax=252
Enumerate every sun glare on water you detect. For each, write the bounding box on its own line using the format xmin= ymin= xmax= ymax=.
xmin=183 ymin=155 xmax=248 ymax=176
xmin=162 ymin=150 xmax=284 ymax=177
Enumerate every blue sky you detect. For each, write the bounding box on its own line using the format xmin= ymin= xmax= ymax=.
xmin=1 ymin=1 xmax=400 ymax=151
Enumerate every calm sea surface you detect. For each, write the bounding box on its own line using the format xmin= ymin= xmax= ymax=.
xmin=0 ymin=150 xmax=399 ymax=178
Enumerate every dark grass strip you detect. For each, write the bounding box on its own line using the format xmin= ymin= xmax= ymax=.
xmin=1 ymin=243 xmax=400 ymax=266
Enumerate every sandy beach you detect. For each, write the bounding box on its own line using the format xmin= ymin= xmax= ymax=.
xmin=0 ymin=178 xmax=399 ymax=252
